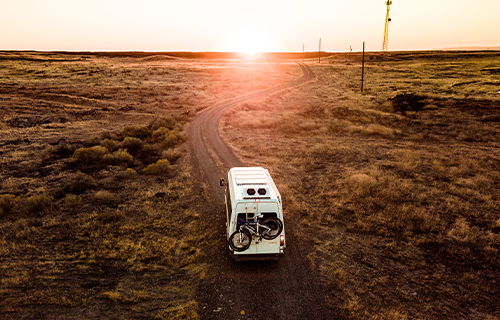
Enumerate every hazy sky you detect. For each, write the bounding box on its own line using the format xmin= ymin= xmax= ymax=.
xmin=1 ymin=0 xmax=499 ymax=53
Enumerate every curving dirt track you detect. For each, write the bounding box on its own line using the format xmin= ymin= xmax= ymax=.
xmin=188 ymin=63 xmax=344 ymax=319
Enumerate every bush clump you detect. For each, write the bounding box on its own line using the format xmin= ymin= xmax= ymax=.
xmin=122 ymin=126 xmax=151 ymax=140
xmin=94 ymin=190 xmax=118 ymax=205
xmin=100 ymin=130 xmax=120 ymax=141
xmin=162 ymin=130 xmax=185 ymax=148
xmin=25 ymin=194 xmax=53 ymax=215
xmin=100 ymin=138 xmax=118 ymax=152
xmin=162 ymin=149 xmax=183 ymax=164
xmin=391 ymin=93 xmax=426 ymax=113
xmin=152 ymin=127 xmax=169 ymax=142
xmin=144 ymin=159 xmax=170 ymax=175
xmin=121 ymin=137 xmax=143 ymax=154
xmin=0 ymin=194 xmax=19 ymax=216
xmin=152 ymin=126 xmax=185 ymax=148
xmin=71 ymin=146 xmax=109 ymax=165
xmin=98 ymin=209 xmax=124 ymax=223
xmin=64 ymin=194 xmax=83 ymax=209
xmin=65 ymin=116 xmax=185 ymax=175
xmin=123 ymin=168 xmax=138 ymax=179
xmin=45 ymin=139 xmax=75 ymax=158
xmin=103 ymin=149 xmax=133 ymax=164
xmin=64 ymin=171 xmax=97 ymax=194
xmin=150 ymin=116 xmax=176 ymax=131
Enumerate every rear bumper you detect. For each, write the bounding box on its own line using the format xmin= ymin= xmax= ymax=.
xmin=232 ymin=252 xmax=284 ymax=261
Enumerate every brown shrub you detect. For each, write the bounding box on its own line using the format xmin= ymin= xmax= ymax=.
xmin=162 ymin=148 xmax=183 ymax=163
xmin=162 ymin=130 xmax=185 ymax=149
xmin=71 ymin=146 xmax=109 ymax=165
xmin=100 ymin=130 xmax=120 ymax=141
xmin=152 ymin=127 xmax=169 ymax=142
xmin=391 ymin=93 xmax=425 ymax=113
xmin=122 ymin=125 xmax=151 ymax=139
xmin=25 ymin=194 xmax=53 ymax=216
xmin=64 ymin=171 xmax=97 ymax=194
xmin=98 ymin=209 xmax=124 ymax=223
xmin=123 ymin=168 xmax=138 ymax=179
xmin=150 ymin=116 xmax=176 ymax=131
xmin=103 ymin=149 xmax=133 ymax=164
xmin=144 ymin=159 xmax=170 ymax=175
xmin=100 ymin=138 xmax=118 ymax=152
xmin=121 ymin=137 xmax=143 ymax=154
xmin=64 ymin=194 xmax=83 ymax=209
xmin=0 ymin=194 xmax=19 ymax=216
xmin=94 ymin=190 xmax=118 ymax=205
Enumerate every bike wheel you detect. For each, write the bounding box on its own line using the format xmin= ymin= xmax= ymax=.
xmin=261 ymin=217 xmax=283 ymax=240
xmin=228 ymin=229 xmax=252 ymax=252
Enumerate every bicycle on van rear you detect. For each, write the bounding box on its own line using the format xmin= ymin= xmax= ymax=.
xmin=229 ymin=213 xmax=283 ymax=252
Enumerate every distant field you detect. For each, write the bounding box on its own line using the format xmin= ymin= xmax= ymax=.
xmin=1 ymin=50 xmax=499 ymax=319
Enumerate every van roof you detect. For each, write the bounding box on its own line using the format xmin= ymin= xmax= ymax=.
xmin=229 ymin=167 xmax=281 ymax=201
xmin=233 ymin=167 xmax=268 ymax=185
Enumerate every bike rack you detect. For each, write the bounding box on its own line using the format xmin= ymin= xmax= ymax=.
xmin=245 ymin=203 xmax=259 ymax=222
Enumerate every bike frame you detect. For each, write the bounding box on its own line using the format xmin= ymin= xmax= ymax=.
xmin=238 ymin=218 xmax=271 ymax=238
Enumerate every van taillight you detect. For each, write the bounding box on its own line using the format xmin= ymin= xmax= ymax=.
xmin=280 ymin=235 xmax=285 ymax=246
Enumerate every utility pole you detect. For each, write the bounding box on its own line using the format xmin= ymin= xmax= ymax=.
xmin=361 ymin=41 xmax=365 ymax=92
xmin=382 ymin=0 xmax=392 ymax=52
xmin=319 ymin=38 xmax=321 ymax=63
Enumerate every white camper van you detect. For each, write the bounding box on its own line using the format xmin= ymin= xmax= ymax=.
xmin=221 ymin=167 xmax=285 ymax=261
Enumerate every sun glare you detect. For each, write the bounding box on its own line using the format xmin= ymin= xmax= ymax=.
xmin=222 ymin=26 xmax=279 ymax=56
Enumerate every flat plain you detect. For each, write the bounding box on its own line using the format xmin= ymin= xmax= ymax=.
xmin=1 ymin=50 xmax=499 ymax=319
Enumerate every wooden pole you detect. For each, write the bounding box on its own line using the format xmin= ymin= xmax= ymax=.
xmin=361 ymin=41 xmax=365 ymax=92
xmin=319 ymin=38 xmax=321 ymax=64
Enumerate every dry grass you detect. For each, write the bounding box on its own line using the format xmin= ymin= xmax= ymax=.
xmin=222 ymin=52 xmax=500 ymax=319
xmin=2 ymin=50 xmax=499 ymax=319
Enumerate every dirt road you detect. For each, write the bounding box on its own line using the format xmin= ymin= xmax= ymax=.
xmin=187 ymin=63 xmax=344 ymax=319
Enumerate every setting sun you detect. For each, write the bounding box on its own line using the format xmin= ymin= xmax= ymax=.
xmin=222 ymin=26 xmax=280 ymax=55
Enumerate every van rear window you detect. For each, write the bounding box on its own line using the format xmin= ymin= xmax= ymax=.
xmin=237 ymin=212 xmax=277 ymax=222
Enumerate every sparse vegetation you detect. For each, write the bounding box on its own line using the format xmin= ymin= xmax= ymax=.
xmin=0 ymin=52 xmax=239 ymax=319
xmin=1 ymin=50 xmax=499 ymax=319
xmin=223 ymin=51 xmax=500 ymax=319
xmin=0 ymin=52 xmax=299 ymax=319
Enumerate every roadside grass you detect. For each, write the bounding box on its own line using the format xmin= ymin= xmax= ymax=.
xmin=0 ymin=115 xmax=204 ymax=318
xmin=222 ymin=52 xmax=500 ymax=319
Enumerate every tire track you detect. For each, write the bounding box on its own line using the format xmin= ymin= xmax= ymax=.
xmin=188 ymin=63 xmax=343 ymax=319
xmin=188 ymin=62 xmax=314 ymax=201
